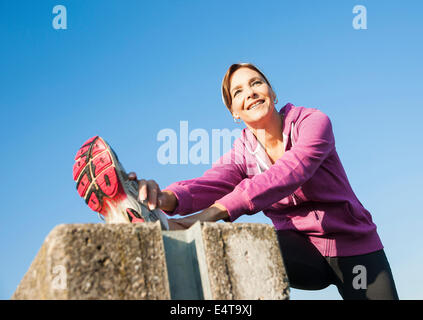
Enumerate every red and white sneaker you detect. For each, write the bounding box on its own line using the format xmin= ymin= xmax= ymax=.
xmin=72 ymin=136 xmax=169 ymax=230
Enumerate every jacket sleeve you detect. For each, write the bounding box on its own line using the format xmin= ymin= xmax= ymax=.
xmin=215 ymin=110 xmax=336 ymax=222
xmin=162 ymin=139 xmax=246 ymax=216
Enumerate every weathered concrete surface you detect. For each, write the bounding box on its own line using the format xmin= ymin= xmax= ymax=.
xmin=12 ymin=222 xmax=170 ymax=300
xmin=196 ymin=222 xmax=290 ymax=300
xmin=13 ymin=221 xmax=289 ymax=300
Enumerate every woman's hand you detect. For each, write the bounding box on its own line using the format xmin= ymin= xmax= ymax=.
xmin=169 ymin=203 xmax=229 ymax=230
xmin=128 ymin=172 xmax=177 ymax=212
xmin=127 ymin=172 xmax=229 ymax=230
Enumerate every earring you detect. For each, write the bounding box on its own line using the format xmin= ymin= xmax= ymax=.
xmin=274 ymin=97 xmax=278 ymax=104
xmin=233 ymin=117 xmax=241 ymax=124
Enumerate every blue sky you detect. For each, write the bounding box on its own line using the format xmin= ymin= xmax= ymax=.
xmin=1 ymin=0 xmax=422 ymax=300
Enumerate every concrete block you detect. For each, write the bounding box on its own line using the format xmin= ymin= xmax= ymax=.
xmin=162 ymin=222 xmax=289 ymax=300
xmin=196 ymin=222 xmax=290 ymax=300
xmin=13 ymin=221 xmax=289 ymax=300
xmin=12 ymin=222 xmax=170 ymax=300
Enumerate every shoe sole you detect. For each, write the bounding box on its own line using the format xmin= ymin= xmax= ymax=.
xmin=73 ymin=136 xmax=132 ymax=215
xmin=73 ymin=136 xmax=169 ymax=229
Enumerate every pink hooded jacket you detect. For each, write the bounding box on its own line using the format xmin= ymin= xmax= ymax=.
xmin=163 ymin=103 xmax=383 ymax=257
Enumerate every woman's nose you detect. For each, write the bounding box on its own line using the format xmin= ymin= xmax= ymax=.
xmin=244 ymin=86 xmax=257 ymax=99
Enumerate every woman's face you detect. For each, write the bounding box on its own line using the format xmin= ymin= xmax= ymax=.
xmin=229 ymin=67 xmax=276 ymax=125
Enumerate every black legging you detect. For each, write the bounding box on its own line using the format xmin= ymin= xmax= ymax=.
xmin=276 ymin=230 xmax=399 ymax=300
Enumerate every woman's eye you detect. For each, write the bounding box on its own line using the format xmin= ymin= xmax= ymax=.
xmin=233 ymin=90 xmax=241 ymax=97
xmin=253 ymin=80 xmax=262 ymax=86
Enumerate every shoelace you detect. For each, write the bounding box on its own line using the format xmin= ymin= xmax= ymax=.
xmin=98 ymin=212 xmax=105 ymax=222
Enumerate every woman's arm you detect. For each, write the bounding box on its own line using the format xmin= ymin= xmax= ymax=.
xmin=162 ymin=140 xmax=246 ymax=216
xmin=168 ymin=203 xmax=229 ymax=229
xmin=129 ymin=138 xmax=247 ymax=217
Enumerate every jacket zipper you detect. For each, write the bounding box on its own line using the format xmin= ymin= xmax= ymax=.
xmin=289 ymin=121 xmax=321 ymax=224
xmin=289 ymin=122 xmax=297 ymax=205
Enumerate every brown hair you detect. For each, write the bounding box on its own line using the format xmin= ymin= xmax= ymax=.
xmin=221 ymin=63 xmax=274 ymax=113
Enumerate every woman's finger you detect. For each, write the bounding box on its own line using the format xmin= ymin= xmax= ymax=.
xmin=146 ymin=180 xmax=160 ymax=210
xmin=138 ymin=179 xmax=147 ymax=201
xmin=128 ymin=172 xmax=137 ymax=180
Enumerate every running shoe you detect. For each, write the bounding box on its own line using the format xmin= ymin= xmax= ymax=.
xmin=72 ymin=136 xmax=169 ymax=230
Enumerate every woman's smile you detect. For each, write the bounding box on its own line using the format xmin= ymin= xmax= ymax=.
xmin=247 ymin=99 xmax=265 ymax=111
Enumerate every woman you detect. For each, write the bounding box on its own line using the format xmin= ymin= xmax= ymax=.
xmin=129 ymin=63 xmax=399 ymax=300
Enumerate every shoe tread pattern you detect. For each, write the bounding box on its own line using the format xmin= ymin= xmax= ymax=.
xmin=73 ymin=136 xmax=123 ymax=214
